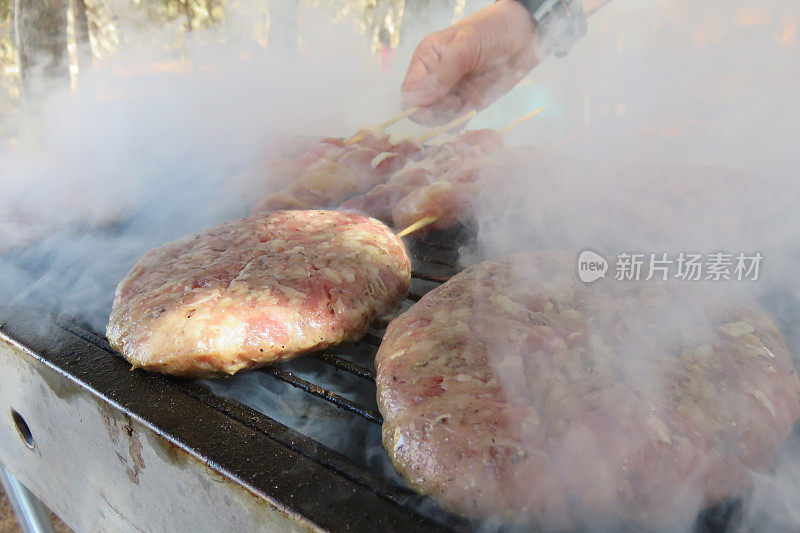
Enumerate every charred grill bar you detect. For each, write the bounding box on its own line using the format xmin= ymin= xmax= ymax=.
xmin=0 ymin=246 xmax=472 ymax=532
xmin=261 ymin=366 xmax=383 ymax=424
xmin=0 ymin=239 xmax=760 ymax=532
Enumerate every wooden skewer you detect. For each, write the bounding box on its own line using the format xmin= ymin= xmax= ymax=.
xmin=344 ymin=130 xmax=367 ymax=146
xmin=543 ymin=128 xmax=588 ymax=155
xmin=344 ymin=107 xmax=420 ymax=146
xmin=343 ymin=131 xmax=368 ymax=146
xmin=416 ymin=110 xmax=477 ymax=144
xmin=498 ymin=106 xmax=544 ymax=135
xmin=396 ymin=107 xmax=544 ymax=238
xmin=377 ymin=106 xmax=420 ymax=129
xmin=396 ymin=216 xmax=439 ymax=237
xmin=393 ymin=110 xmax=480 ymax=237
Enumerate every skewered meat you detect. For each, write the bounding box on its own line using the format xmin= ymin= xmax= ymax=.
xmin=255 ymin=128 xmax=504 ymax=218
xmin=356 ymin=129 xmax=424 ymax=158
xmin=253 ymin=131 xmax=419 ymax=213
xmin=340 ymin=130 xmax=507 ymax=226
xmin=255 ymin=152 xmax=408 ymax=212
xmin=340 ymin=167 xmax=433 ymax=223
xmin=444 ymin=128 xmax=504 ymax=153
xmin=107 ymin=210 xmax=410 ymax=378
xmin=411 ymin=128 xmax=504 ymax=162
xmin=390 ymin=161 xmax=488 ymax=231
xmin=294 ymin=138 xmax=350 ymax=172
xmin=387 ymin=146 xmax=535 ymax=232
xmin=376 ymin=251 xmax=799 ymax=528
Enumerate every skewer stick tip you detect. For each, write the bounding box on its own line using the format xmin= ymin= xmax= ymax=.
xmin=344 ymin=107 xmax=421 ymax=145
xmin=498 ymin=107 xmax=544 ymax=136
xmin=377 ymin=106 xmax=419 ymax=129
xmin=343 ymin=131 xmax=367 ymax=145
xmin=416 ymin=109 xmax=478 ymax=144
xmin=396 ymin=216 xmax=440 ymax=237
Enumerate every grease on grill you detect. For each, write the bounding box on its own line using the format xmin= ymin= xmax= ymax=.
xmin=255 ymin=257 xmax=454 ymax=426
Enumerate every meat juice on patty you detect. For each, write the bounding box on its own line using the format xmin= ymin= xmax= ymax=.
xmin=376 ymin=251 xmax=800 ymax=529
xmin=108 ymin=210 xmax=410 ymax=377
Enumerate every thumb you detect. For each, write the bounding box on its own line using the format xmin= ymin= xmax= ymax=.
xmin=401 ymin=28 xmax=478 ymax=108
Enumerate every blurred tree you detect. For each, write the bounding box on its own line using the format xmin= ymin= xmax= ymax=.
xmin=0 ymin=0 xmax=19 ymax=121
xmin=0 ymin=0 xmax=11 ymax=21
xmin=72 ymin=0 xmax=92 ymax=69
xmin=0 ymin=0 xmax=405 ymax=117
xmin=14 ymin=0 xmax=69 ymax=103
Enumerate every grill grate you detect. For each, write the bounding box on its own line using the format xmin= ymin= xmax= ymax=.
xmin=310 ymin=351 xmax=376 ymax=380
xmin=42 ymin=237 xmax=756 ymax=531
xmin=253 ymin=265 xmax=453 ymax=426
xmin=262 ymin=366 xmax=383 ymax=424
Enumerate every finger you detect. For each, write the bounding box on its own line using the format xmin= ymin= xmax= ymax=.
xmin=401 ymin=28 xmax=478 ymax=109
xmin=455 ymin=61 xmax=535 ymax=112
xmin=456 ymin=72 xmax=514 ymax=111
xmin=401 ymin=49 xmax=437 ymax=108
xmin=401 ymin=36 xmax=447 ymax=107
xmin=410 ymin=94 xmax=464 ymax=126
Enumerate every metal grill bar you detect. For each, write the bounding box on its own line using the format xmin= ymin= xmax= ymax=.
xmin=407 ymin=291 xmax=424 ymax=302
xmin=362 ymin=333 xmax=383 ymax=347
xmin=310 ymin=351 xmax=375 ymax=380
xmin=258 ymin=265 xmax=450 ymax=424
xmin=411 ymin=272 xmax=451 ymax=283
xmin=262 ymin=367 xmax=383 ymax=424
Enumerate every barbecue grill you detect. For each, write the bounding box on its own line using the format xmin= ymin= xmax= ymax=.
xmin=0 ymin=232 xmax=771 ymax=532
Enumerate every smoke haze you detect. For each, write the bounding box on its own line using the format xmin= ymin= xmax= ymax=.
xmin=1 ymin=0 xmax=799 ymax=530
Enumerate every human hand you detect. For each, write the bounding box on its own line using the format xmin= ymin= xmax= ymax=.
xmin=401 ymin=0 xmax=541 ymax=125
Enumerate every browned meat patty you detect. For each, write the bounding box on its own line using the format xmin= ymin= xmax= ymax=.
xmin=376 ymin=251 xmax=800 ymax=529
xmin=108 ymin=210 xmax=410 ymax=377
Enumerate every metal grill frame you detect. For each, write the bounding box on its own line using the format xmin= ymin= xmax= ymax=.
xmin=254 ymin=264 xmax=450 ymax=427
xmin=0 ymin=236 xmax=749 ymax=532
xmin=0 ymin=241 xmax=476 ymax=532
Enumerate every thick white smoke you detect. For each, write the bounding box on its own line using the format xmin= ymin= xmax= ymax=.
xmin=461 ymin=0 xmax=800 ymax=529
xmin=0 ymin=0 xmax=417 ymax=326
xmin=1 ymin=0 xmax=799 ymax=530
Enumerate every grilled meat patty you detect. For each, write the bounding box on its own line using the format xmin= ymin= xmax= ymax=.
xmin=108 ymin=210 xmax=410 ymax=377
xmin=376 ymin=251 xmax=800 ymax=529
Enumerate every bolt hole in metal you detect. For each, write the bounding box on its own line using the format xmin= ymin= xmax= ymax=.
xmin=11 ymin=410 xmax=35 ymax=450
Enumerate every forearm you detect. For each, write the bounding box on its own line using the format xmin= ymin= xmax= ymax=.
xmin=401 ymin=0 xmax=615 ymax=122
xmin=519 ymin=0 xmax=611 ymax=59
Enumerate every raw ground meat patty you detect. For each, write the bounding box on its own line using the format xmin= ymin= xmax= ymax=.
xmin=376 ymin=251 xmax=800 ymax=529
xmin=108 ymin=210 xmax=410 ymax=377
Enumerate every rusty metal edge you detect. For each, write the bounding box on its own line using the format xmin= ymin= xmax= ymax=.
xmin=56 ymin=318 xmax=472 ymax=532
xmin=0 ymin=305 xmax=464 ymax=533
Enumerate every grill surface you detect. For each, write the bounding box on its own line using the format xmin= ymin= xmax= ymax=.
xmin=254 ymin=250 xmax=456 ymax=428
xmin=0 ymin=225 xmax=781 ymax=532
xmin=55 ymin=232 xmax=475 ymax=531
